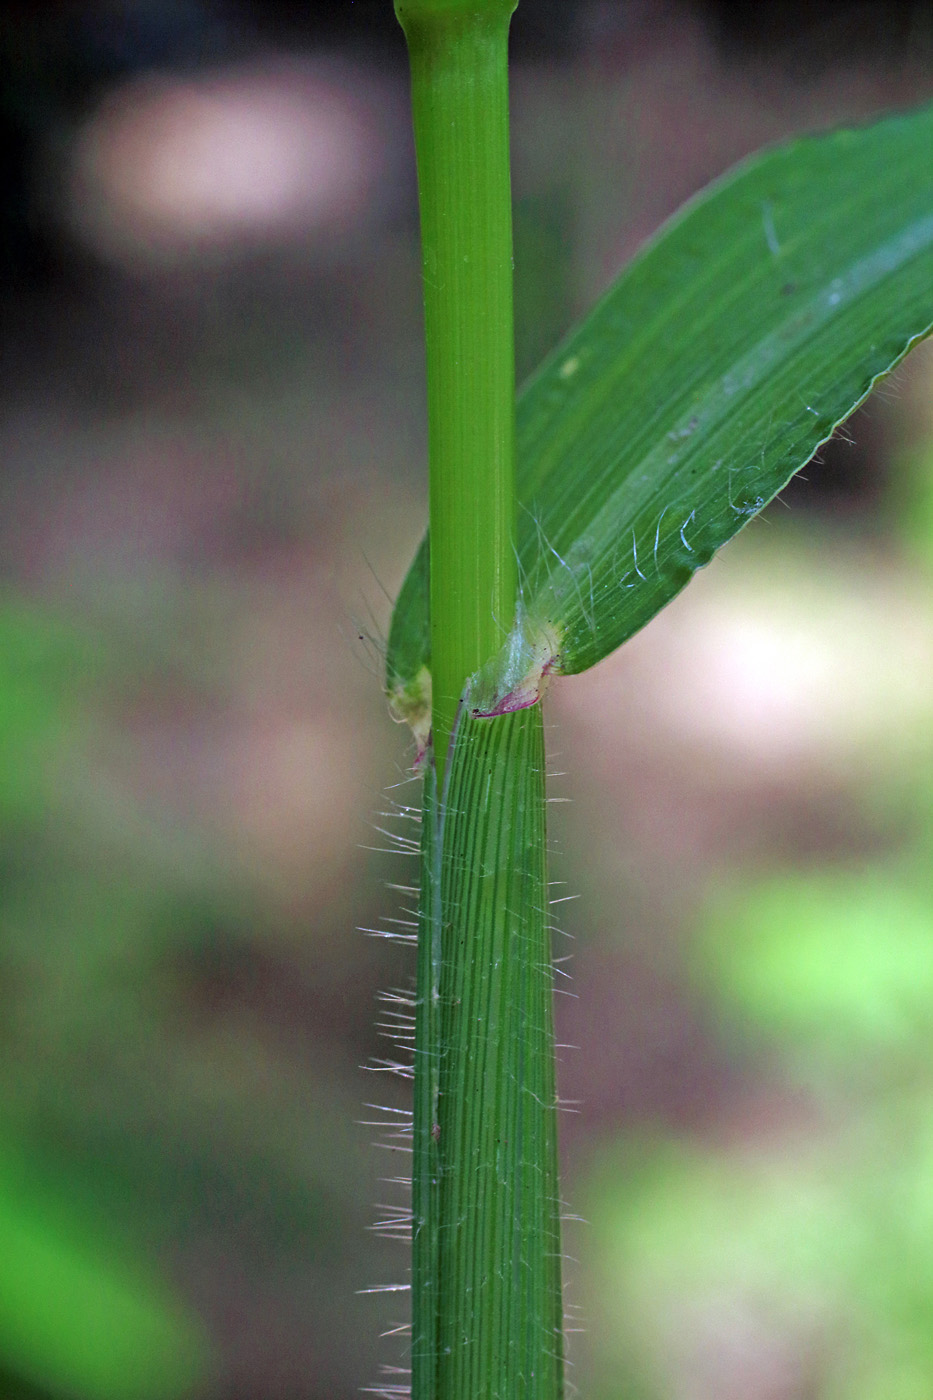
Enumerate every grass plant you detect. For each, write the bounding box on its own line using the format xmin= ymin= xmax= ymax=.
xmin=384 ymin=3 xmax=933 ymax=1397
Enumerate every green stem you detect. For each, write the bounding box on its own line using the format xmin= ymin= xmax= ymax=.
xmin=395 ymin=0 xmax=519 ymax=774
xmin=395 ymin=5 xmax=562 ymax=1399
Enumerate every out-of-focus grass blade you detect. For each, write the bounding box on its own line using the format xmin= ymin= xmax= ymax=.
xmin=388 ymin=103 xmax=933 ymax=700
xmin=414 ymin=703 xmax=562 ymax=1400
xmin=0 ymin=598 xmax=105 ymax=820
xmin=0 ymin=1139 xmax=209 ymax=1400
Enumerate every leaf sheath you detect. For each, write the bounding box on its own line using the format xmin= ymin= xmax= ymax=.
xmin=415 ymin=701 xmax=563 ymax=1400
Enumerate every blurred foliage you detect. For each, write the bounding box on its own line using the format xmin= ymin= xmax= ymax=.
xmin=0 ymin=1131 xmax=207 ymax=1400
xmin=698 ymin=870 xmax=933 ymax=1077
xmin=2 ymin=4 xmax=933 ymax=1396
xmin=583 ymin=844 xmax=933 ymax=1395
xmin=585 ymin=1112 xmax=933 ymax=1400
xmin=0 ymin=597 xmax=103 ymax=820
xmin=0 ymin=598 xmax=210 ymax=1398
xmin=0 ymin=584 xmax=389 ymax=1398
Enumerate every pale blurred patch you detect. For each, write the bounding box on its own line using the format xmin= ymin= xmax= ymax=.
xmin=556 ymin=529 xmax=933 ymax=787
xmin=67 ymin=59 xmax=393 ymax=267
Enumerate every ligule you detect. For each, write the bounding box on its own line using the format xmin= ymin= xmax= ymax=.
xmin=412 ymin=701 xmax=563 ymax=1400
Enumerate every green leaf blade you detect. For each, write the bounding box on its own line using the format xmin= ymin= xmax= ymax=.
xmin=388 ymin=103 xmax=933 ymax=695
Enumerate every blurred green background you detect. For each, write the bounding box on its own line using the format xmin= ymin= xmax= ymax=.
xmin=2 ymin=2 xmax=933 ymax=1397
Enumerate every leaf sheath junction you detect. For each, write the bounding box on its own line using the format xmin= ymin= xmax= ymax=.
xmin=388 ymin=103 xmax=933 ymax=708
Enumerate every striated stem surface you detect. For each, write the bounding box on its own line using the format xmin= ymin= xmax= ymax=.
xmin=396 ymin=4 xmax=563 ymax=1397
xmin=396 ymin=0 xmax=519 ymax=774
xmin=434 ymin=702 xmax=563 ymax=1400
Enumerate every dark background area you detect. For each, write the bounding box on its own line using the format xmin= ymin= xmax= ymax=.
xmin=2 ymin=3 xmax=933 ymax=1399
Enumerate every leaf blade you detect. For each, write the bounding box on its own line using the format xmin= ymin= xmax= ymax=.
xmin=388 ymin=103 xmax=933 ymax=697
